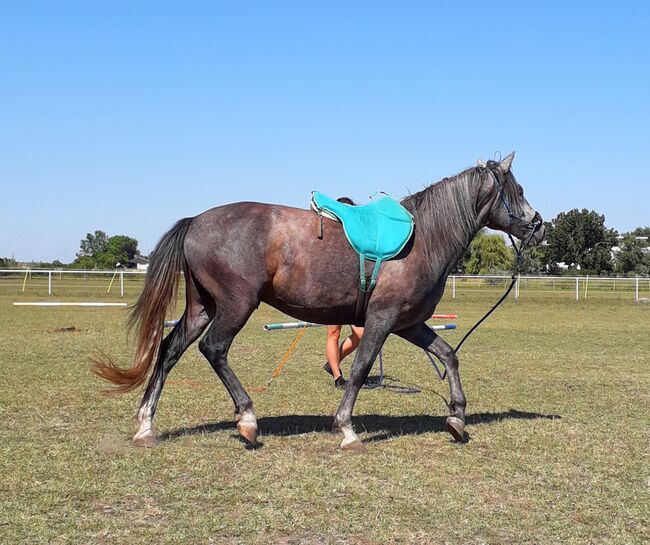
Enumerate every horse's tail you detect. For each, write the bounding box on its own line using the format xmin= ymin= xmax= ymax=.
xmin=92 ymin=217 xmax=194 ymax=394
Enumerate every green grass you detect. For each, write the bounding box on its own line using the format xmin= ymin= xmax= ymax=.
xmin=1 ymin=290 xmax=648 ymax=544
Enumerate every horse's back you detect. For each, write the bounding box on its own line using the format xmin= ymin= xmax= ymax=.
xmin=182 ymin=201 xmax=361 ymax=320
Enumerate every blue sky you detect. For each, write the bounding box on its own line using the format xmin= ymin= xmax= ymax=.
xmin=1 ymin=1 xmax=648 ymax=262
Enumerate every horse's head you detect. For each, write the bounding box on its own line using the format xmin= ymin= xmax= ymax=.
xmin=480 ymin=153 xmax=545 ymax=246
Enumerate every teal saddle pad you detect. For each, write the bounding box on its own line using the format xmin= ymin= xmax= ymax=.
xmin=311 ymin=191 xmax=414 ymax=291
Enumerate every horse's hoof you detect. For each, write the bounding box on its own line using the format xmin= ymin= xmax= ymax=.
xmin=237 ymin=421 xmax=258 ymax=446
xmin=446 ymin=416 xmax=465 ymax=443
xmin=340 ymin=437 xmax=366 ymax=452
xmin=133 ymin=431 xmax=157 ymax=448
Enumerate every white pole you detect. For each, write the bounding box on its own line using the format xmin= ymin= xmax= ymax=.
xmin=452 ymin=276 xmax=456 ymax=299
xmin=48 ymin=271 xmax=52 ymax=295
xmin=120 ymin=271 xmax=124 ymax=297
xmin=635 ymin=277 xmax=639 ymax=302
xmin=584 ymin=275 xmax=589 ymax=299
xmin=515 ymin=273 xmax=520 ymax=299
xmin=13 ymin=302 xmax=128 ymax=307
xmin=576 ymin=277 xmax=579 ymax=301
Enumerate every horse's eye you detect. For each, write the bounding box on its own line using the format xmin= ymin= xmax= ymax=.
xmin=518 ymin=186 xmax=524 ymax=197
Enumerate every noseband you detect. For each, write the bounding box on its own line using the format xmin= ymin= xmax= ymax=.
xmin=487 ymin=165 xmax=543 ymax=264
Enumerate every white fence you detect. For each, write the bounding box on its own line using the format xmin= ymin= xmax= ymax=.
xmin=1 ymin=269 xmax=648 ymax=301
xmin=449 ymin=274 xmax=648 ymax=302
xmin=0 ymin=268 xmax=147 ymax=297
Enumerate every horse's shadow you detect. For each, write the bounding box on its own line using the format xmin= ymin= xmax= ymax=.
xmin=158 ymin=409 xmax=560 ymax=445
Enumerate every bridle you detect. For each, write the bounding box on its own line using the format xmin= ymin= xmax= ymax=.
xmin=488 ymin=163 xmax=544 ymax=267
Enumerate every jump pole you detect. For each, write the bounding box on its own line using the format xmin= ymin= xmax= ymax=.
xmin=263 ymin=321 xmax=324 ymax=331
xmin=263 ymin=321 xmax=456 ymax=332
xmin=163 ymin=316 xmax=459 ymax=329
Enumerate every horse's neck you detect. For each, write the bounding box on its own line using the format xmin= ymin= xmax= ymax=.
xmin=410 ymin=175 xmax=487 ymax=279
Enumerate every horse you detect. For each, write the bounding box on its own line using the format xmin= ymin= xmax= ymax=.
xmin=94 ymin=152 xmax=545 ymax=450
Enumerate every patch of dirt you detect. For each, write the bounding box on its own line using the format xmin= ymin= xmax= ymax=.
xmin=49 ymin=326 xmax=82 ymax=333
xmin=97 ymin=434 xmax=131 ymax=454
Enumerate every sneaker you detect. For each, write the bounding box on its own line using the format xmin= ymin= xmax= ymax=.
xmin=334 ymin=376 xmax=347 ymax=388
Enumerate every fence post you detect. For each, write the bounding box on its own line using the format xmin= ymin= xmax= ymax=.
xmin=515 ymin=273 xmax=520 ymax=299
xmin=120 ymin=271 xmax=124 ymax=297
xmin=575 ymin=277 xmax=579 ymax=301
xmin=636 ymin=277 xmax=639 ymax=302
xmin=48 ymin=271 xmax=52 ymax=295
xmin=452 ymin=276 xmax=456 ymax=299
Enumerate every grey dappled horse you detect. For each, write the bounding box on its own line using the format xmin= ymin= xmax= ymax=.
xmin=94 ymin=153 xmax=544 ymax=450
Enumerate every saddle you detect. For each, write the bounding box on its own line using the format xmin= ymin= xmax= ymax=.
xmin=311 ymin=191 xmax=414 ymax=323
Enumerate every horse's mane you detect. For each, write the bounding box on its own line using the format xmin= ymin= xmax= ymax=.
xmin=401 ymin=162 xmax=524 ymax=268
xmin=400 ymin=166 xmax=481 ymax=266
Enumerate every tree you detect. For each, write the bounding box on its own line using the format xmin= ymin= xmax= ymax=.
xmin=518 ymin=245 xmax=545 ymax=274
xmin=542 ymin=209 xmax=617 ymax=274
xmin=464 ymin=231 xmax=514 ymax=274
xmin=99 ymin=235 xmax=139 ymax=268
xmin=78 ymin=230 xmax=109 ymax=261
xmin=73 ymin=231 xmax=140 ymax=269
xmin=615 ymin=227 xmax=650 ymax=275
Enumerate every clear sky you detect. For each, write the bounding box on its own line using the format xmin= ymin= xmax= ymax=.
xmin=1 ymin=1 xmax=648 ymax=263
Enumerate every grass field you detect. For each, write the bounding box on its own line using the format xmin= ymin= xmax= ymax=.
xmin=1 ymin=289 xmax=649 ymax=544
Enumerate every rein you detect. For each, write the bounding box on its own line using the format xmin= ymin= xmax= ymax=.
xmin=440 ymin=167 xmax=543 ymax=379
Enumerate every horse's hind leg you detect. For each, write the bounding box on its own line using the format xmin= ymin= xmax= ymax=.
xmin=198 ymin=299 xmax=259 ymax=446
xmin=133 ymin=279 xmax=214 ymax=446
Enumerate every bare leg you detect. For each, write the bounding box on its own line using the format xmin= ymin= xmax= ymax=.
xmin=338 ymin=325 xmax=364 ymax=362
xmin=395 ymin=322 xmax=467 ymax=441
xmin=326 ymin=325 xmax=344 ymax=380
xmin=333 ymin=318 xmax=392 ymax=450
xmin=134 ymin=310 xmax=212 ymax=446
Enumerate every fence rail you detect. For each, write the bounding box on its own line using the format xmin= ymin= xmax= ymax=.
xmin=1 ymin=269 xmax=648 ymax=302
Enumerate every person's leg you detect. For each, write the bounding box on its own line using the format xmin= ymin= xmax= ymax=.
xmin=339 ymin=325 xmax=364 ymax=362
xmin=325 ymin=325 xmax=343 ymax=380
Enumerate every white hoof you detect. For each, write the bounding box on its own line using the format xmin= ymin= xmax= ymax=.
xmin=236 ymin=410 xmax=258 ymax=445
xmin=340 ymin=436 xmax=366 ymax=451
xmin=133 ymin=430 xmax=157 ymax=448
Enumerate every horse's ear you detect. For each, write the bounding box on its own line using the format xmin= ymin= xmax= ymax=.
xmin=499 ymin=152 xmax=515 ymax=173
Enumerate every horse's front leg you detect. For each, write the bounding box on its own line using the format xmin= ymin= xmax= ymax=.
xmin=333 ymin=319 xmax=392 ymax=450
xmin=395 ymin=322 xmax=467 ymax=442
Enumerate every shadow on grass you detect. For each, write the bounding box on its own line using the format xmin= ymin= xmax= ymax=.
xmin=158 ymin=409 xmax=560 ymax=445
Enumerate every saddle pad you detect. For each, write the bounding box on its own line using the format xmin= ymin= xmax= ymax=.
xmin=311 ymin=191 xmax=414 ymax=262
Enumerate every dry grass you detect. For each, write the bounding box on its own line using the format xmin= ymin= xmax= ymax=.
xmin=1 ymin=289 xmax=648 ymax=544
